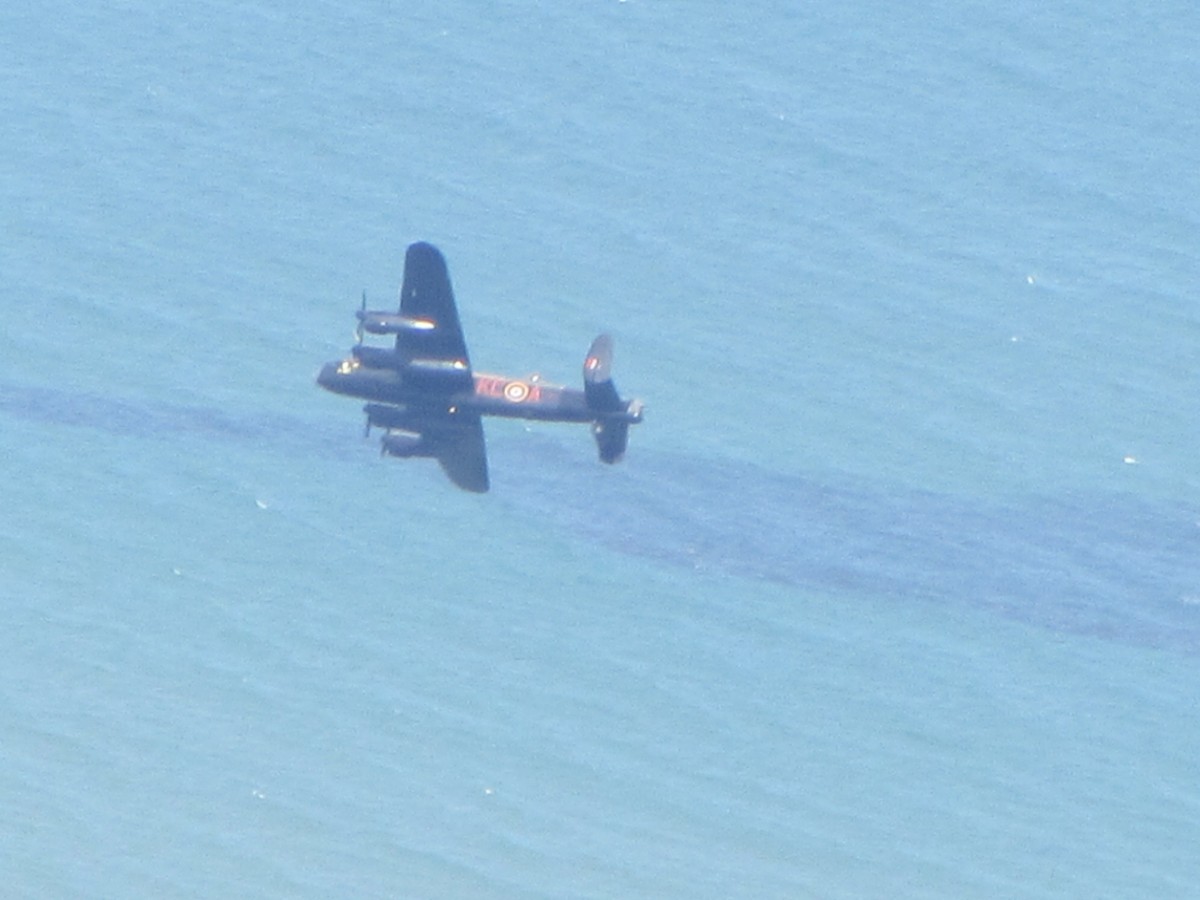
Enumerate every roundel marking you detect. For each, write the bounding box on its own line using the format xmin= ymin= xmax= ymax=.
xmin=504 ymin=381 xmax=530 ymax=403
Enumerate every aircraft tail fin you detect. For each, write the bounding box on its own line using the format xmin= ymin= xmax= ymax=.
xmin=583 ymin=334 xmax=639 ymax=464
xmin=583 ymin=334 xmax=622 ymax=413
xmin=591 ymin=419 xmax=630 ymax=464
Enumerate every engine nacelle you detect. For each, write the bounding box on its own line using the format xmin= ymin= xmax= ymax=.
xmin=356 ymin=310 xmax=436 ymax=335
xmin=365 ymin=403 xmax=422 ymax=432
xmin=404 ymin=357 xmax=473 ymax=391
xmin=380 ymin=430 xmax=430 ymax=458
xmin=351 ymin=344 xmax=404 ymax=370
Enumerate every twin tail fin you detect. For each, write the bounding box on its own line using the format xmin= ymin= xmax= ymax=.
xmin=583 ymin=334 xmax=635 ymax=463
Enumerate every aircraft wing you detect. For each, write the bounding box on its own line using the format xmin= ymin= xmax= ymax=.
xmin=434 ymin=413 xmax=490 ymax=493
xmin=379 ymin=407 xmax=490 ymax=492
xmin=398 ymin=241 xmax=471 ymax=367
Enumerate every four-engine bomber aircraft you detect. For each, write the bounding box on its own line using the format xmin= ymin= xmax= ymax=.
xmin=317 ymin=242 xmax=644 ymax=492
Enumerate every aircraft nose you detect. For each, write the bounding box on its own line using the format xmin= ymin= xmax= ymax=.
xmin=316 ymin=361 xmax=340 ymax=391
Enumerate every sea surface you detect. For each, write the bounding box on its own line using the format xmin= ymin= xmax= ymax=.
xmin=3 ymin=2 xmax=1199 ymax=897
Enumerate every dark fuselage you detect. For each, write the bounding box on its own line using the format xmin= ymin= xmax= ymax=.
xmin=317 ymin=354 xmax=643 ymax=425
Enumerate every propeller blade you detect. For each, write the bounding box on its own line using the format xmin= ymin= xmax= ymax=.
xmin=355 ymin=290 xmax=367 ymax=344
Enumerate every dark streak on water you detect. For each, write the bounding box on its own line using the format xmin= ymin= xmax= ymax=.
xmin=5 ymin=380 xmax=1198 ymax=655
xmin=0 ymin=380 xmax=347 ymax=458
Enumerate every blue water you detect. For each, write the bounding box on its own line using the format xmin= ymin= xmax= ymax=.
xmin=3 ymin=2 xmax=1199 ymax=897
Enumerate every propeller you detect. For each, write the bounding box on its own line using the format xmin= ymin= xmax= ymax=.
xmin=354 ymin=290 xmax=367 ymax=344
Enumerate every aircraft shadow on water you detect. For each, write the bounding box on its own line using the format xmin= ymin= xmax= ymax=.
xmin=2 ymin=299 xmax=1198 ymax=658
xmin=316 ymin=242 xmax=644 ymax=492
